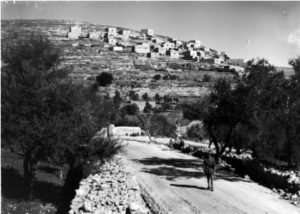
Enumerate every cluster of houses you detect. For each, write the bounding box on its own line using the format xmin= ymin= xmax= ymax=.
xmin=67 ymin=25 xmax=245 ymax=70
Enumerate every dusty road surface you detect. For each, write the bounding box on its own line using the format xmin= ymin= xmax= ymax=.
xmin=120 ymin=138 xmax=300 ymax=214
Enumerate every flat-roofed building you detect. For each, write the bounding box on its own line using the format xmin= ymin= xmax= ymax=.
xmin=105 ymin=27 xmax=117 ymax=36
xmin=167 ymin=50 xmax=179 ymax=59
xmin=119 ymin=29 xmax=131 ymax=39
xmin=133 ymin=44 xmax=150 ymax=54
xmin=141 ymin=28 xmax=154 ymax=36
xmin=185 ymin=50 xmax=197 ymax=59
xmin=105 ymin=38 xmax=117 ymax=45
xmin=88 ymin=31 xmax=102 ymax=39
xmin=162 ymin=42 xmax=175 ymax=49
xmin=189 ymin=40 xmax=201 ymax=49
xmin=148 ymin=52 xmax=160 ymax=58
xmin=153 ymin=46 xmax=167 ymax=56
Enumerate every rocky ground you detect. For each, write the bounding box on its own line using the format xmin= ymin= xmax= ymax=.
xmin=69 ymin=157 xmax=149 ymax=214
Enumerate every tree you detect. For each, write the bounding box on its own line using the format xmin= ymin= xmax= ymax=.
xmin=154 ymin=93 xmax=161 ymax=103
xmin=152 ymin=74 xmax=161 ymax=81
xmin=137 ymin=111 xmax=154 ymax=142
xmin=142 ymin=92 xmax=149 ymax=101
xmin=113 ymin=90 xmax=123 ymax=108
xmin=96 ymin=72 xmax=114 ymax=86
xmin=1 ymin=33 xmax=97 ymax=199
xmin=128 ymin=90 xmax=139 ymax=101
xmin=183 ymin=78 xmax=251 ymax=161
xmin=143 ymin=101 xmax=153 ymax=113
xmin=120 ymin=103 xmax=139 ymax=115
xmin=202 ymin=74 xmax=211 ymax=82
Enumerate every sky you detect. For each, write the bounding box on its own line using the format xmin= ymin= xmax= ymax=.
xmin=1 ymin=1 xmax=300 ymax=66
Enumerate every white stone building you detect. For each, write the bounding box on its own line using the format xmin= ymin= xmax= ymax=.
xmin=133 ymin=44 xmax=150 ymax=54
xmin=141 ymin=28 xmax=154 ymax=36
xmin=88 ymin=31 xmax=102 ymax=39
xmin=167 ymin=50 xmax=179 ymax=59
xmin=162 ymin=42 xmax=175 ymax=49
xmin=68 ymin=25 xmax=82 ymax=39
xmin=106 ymin=27 xmax=117 ymax=36
xmin=119 ymin=29 xmax=131 ymax=39
xmin=112 ymin=46 xmax=123 ymax=51
xmin=105 ymin=38 xmax=117 ymax=45
xmin=189 ymin=40 xmax=201 ymax=48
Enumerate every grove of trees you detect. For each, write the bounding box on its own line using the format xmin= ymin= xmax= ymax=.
xmin=1 ymin=33 xmax=122 ymax=204
xmin=183 ymin=58 xmax=300 ymax=168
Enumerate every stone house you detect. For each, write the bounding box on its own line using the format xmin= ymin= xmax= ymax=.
xmin=173 ymin=40 xmax=183 ymax=48
xmin=119 ymin=29 xmax=131 ymax=39
xmin=133 ymin=44 xmax=150 ymax=54
xmin=153 ymin=46 xmax=167 ymax=56
xmin=162 ymin=42 xmax=175 ymax=49
xmin=167 ymin=50 xmax=179 ymax=59
xmin=151 ymin=37 xmax=164 ymax=44
xmin=141 ymin=28 xmax=154 ymax=37
xmin=105 ymin=27 xmax=117 ymax=36
xmin=68 ymin=32 xmax=80 ymax=39
xmin=202 ymin=58 xmax=223 ymax=64
xmin=226 ymin=58 xmax=245 ymax=66
xmin=197 ymin=50 xmax=205 ymax=58
xmin=189 ymin=40 xmax=201 ymax=49
xmin=147 ymin=52 xmax=160 ymax=59
xmin=68 ymin=25 xmax=81 ymax=39
xmin=70 ymin=26 xmax=81 ymax=34
xmin=185 ymin=50 xmax=198 ymax=60
xmin=105 ymin=38 xmax=117 ymax=45
xmin=111 ymin=46 xmax=123 ymax=51
xmin=88 ymin=31 xmax=102 ymax=39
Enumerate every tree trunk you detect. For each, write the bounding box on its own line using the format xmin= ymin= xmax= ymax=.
xmin=285 ymin=126 xmax=294 ymax=168
xmin=23 ymin=155 xmax=37 ymax=200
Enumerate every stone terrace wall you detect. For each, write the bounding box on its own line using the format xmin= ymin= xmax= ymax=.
xmin=69 ymin=157 xmax=149 ymax=214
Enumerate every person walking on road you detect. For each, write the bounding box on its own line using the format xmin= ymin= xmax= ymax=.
xmin=203 ymin=151 xmax=216 ymax=191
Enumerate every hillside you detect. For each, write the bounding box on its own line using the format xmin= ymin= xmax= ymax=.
xmin=1 ymin=19 xmax=238 ymax=100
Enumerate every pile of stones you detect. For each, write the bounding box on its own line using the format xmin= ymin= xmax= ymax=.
xmin=69 ymin=158 xmax=149 ymax=214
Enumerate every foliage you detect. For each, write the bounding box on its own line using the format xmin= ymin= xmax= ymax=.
xmin=186 ymin=123 xmax=208 ymax=141
xmin=120 ymin=103 xmax=139 ymax=115
xmin=128 ymin=90 xmax=139 ymax=101
xmin=183 ymin=57 xmax=300 ymax=167
xmin=137 ymin=111 xmax=154 ymax=142
xmin=202 ymin=74 xmax=211 ymax=82
xmin=154 ymin=93 xmax=161 ymax=103
xmin=96 ymin=72 xmax=114 ymax=86
xmin=152 ymin=74 xmax=161 ymax=81
xmin=142 ymin=92 xmax=149 ymax=101
xmin=149 ymin=114 xmax=175 ymax=137
xmin=143 ymin=101 xmax=153 ymax=113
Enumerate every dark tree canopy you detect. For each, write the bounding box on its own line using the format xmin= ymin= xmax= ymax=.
xmin=96 ymin=72 xmax=114 ymax=86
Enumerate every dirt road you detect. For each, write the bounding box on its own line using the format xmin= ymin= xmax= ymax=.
xmin=121 ymin=139 xmax=300 ymax=214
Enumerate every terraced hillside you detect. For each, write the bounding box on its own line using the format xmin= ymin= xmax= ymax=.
xmin=1 ymin=19 xmax=236 ymax=99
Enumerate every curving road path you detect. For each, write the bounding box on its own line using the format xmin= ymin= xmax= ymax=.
xmin=120 ymin=138 xmax=300 ymax=214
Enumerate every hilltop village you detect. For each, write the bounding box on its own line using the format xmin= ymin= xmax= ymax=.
xmin=67 ymin=25 xmax=245 ymax=74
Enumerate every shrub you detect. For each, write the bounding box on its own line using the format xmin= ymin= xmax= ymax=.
xmin=202 ymin=74 xmax=211 ymax=82
xmin=152 ymin=74 xmax=161 ymax=81
xmin=120 ymin=104 xmax=139 ymax=115
xmin=96 ymin=72 xmax=114 ymax=86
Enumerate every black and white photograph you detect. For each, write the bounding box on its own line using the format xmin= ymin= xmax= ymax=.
xmin=1 ymin=1 xmax=300 ymax=214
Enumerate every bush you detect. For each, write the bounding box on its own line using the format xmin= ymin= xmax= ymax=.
xmin=152 ymin=74 xmax=161 ymax=81
xmin=120 ymin=104 xmax=139 ymax=115
xmin=96 ymin=72 xmax=114 ymax=86
xmin=186 ymin=124 xmax=206 ymax=140
xmin=202 ymin=74 xmax=211 ymax=82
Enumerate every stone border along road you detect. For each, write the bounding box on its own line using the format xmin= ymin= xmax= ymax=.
xmin=69 ymin=156 xmax=150 ymax=214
